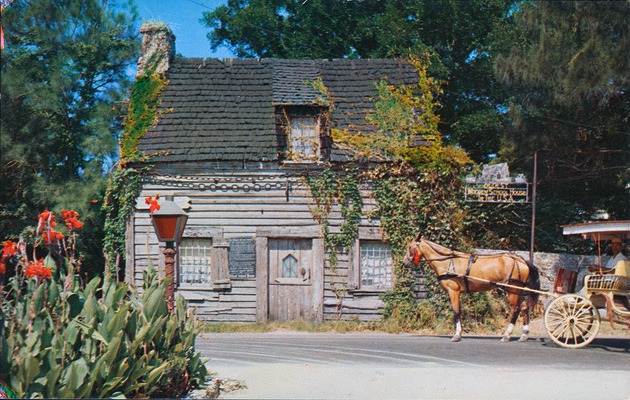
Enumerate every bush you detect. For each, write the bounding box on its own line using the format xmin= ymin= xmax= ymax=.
xmin=0 ymin=211 xmax=207 ymax=398
xmin=0 ymin=265 xmax=208 ymax=398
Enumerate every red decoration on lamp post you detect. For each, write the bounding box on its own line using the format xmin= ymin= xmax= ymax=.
xmin=150 ymin=199 xmax=188 ymax=312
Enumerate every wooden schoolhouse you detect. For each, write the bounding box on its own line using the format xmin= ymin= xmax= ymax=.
xmin=126 ymin=22 xmax=424 ymax=323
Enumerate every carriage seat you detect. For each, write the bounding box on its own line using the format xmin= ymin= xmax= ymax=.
xmin=584 ymin=260 xmax=630 ymax=296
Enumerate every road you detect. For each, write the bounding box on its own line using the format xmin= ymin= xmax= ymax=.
xmin=195 ymin=332 xmax=630 ymax=399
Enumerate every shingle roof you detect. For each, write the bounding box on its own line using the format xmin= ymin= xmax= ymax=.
xmin=137 ymin=58 xmax=418 ymax=163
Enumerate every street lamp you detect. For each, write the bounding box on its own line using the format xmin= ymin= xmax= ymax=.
xmin=150 ymin=198 xmax=188 ymax=312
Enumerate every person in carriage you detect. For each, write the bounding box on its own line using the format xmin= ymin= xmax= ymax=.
xmin=586 ymin=237 xmax=627 ymax=275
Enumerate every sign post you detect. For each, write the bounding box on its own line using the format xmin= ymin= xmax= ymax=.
xmin=465 ymin=162 xmax=535 ymax=261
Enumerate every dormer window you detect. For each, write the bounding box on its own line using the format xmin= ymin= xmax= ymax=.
xmin=290 ymin=116 xmax=320 ymax=161
xmin=276 ymin=105 xmax=330 ymax=164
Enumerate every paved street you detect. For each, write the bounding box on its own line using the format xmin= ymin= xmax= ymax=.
xmin=196 ymin=332 xmax=630 ymax=399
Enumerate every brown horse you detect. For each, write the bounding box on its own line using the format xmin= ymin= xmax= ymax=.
xmin=402 ymin=234 xmax=540 ymax=342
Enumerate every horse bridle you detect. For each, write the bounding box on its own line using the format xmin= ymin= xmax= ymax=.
xmin=412 ymin=240 xmax=466 ymax=263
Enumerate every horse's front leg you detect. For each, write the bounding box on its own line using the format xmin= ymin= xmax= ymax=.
xmin=447 ymin=288 xmax=462 ymax=342
xmin=501 ymin=294 xmax=522 ymax=342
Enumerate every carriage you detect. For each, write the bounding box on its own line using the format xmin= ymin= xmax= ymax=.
xmin=403 ymin=220 xmax=630 ymax=349
xmin=544 ymin=220 xmax=630 ymax=348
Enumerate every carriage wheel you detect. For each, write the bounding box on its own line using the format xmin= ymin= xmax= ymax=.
xmin=544 ymin=294 xmax=600 ymax=349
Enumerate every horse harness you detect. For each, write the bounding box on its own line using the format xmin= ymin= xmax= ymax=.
xmin=432 ymin=253 xmax=477 ymax=293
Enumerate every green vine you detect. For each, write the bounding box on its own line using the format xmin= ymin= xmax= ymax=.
xmin=102 ymin=60 xmax=168 ymax=276
xmin=304 ymin=56 xmax=504 ymax=329
xmin=306 ymin=168 xmax=363 ymax=270
xmin=120 ymin=60 xmax=169 ymax=163
xmin=102 ymin=166 xmax=142 ymax=276
xmin=305 ymin=168 xmax=362 ymax=314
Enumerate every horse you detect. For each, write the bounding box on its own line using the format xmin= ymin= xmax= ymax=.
xmin=402 ymin=234 xmax=540 ymax=342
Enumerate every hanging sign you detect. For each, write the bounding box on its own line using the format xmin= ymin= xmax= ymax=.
xmin=464 ymin=163 xmax=529 ymax=203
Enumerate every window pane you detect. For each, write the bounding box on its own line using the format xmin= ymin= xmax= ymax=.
xmin=179 ymin=238 xmax=212 ymax=285
xmin=360 ymin=241 xmax=392 ymax=289
xmin=282 ymin=254 xmax=299 ymax=278
xmin=290 ymin=117 xmax=318 ymax=159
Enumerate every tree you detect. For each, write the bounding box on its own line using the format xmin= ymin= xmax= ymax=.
xmin=494 ymin=1 xmax=630 ymax=223
xmin=202 ymin=0 xmax=513 ymax=163
xmin=0 ymin=0 xmax=139 ymax=275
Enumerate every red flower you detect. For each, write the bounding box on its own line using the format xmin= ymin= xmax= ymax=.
xmin=145 ymin=194 xmax=161 ymax=213
xmin=0 ymin=262 xmax=5 ymax=275
xmin=42 ymin=230 xmax=64 ymax=244
xmin=61 ymin=210 xmax=83 ymax=231
xmin=1 ymin=240 xmax=16 ymax=258
xmin=37 ymin=210 xmax=57 ymax=233
xmin=25 ymin=260 xmax=52 ymax=280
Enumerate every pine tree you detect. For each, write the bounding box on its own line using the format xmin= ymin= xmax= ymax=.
xmin=495 ymin=1 xmax=629 ymax=221
xmin=0 ymin=0 xmax=139 ymax=274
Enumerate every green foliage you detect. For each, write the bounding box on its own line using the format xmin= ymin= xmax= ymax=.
xmin=102 ymin=167 xmax=142 ymax=276
xmin=304 ymin=61 xmax=501 ymax=329
xmin=0 ymin=0 xmax=140 ymax=275
xmin=494 ymin=1 xmax=630 ymax=221
xmin=120 ymin=69 xmax=169 ymax=162
xmin=306 ymin=168 xmax=362 ymax=270
xmin=102 ymin=62 xmax=170 ymax=277
xmin=0 ymin=265 xmax=208 ymax=398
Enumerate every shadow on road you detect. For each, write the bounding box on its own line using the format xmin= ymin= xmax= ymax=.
xmin=411 ymin=333 xmax=629 ymax=352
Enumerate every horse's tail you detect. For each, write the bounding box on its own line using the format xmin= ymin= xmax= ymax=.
xmin=525 ymin=261 xmax=541 ymax=306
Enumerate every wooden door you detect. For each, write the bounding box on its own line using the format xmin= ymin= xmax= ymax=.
xmin=268 ymin=238 xmax=317 ymax=321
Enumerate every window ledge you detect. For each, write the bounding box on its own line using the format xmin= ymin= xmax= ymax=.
xmin=350 ymin=287 xmax=391 ymax=294
xmin=281 ymin=160 xmax=326 ymax=168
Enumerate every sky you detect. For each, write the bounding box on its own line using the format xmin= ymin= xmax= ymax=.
xmin=134 ymin=0 xmax=234 ymax=58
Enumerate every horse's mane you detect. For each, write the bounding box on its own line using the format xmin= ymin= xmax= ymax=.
xmin=420 ymin=239 xmax=470 ymax=258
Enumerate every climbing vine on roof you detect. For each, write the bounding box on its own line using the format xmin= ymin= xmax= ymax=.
xmin=102 ymin=61 xmax=168 ymax=276
xmin=120 ymin=62 xmax=169 ymax=163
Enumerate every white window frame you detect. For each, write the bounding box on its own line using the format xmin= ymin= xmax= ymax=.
xmin=289 ymin=116 xmax=320 ymax=161
xmin=350 ymin=238 xmax=393 ymax=292
xmin=177 ymin=238 xmax=213 ymax=288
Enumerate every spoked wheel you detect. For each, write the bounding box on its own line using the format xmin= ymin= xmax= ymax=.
xmin=544 ymin=294 xmax=600 ymax=349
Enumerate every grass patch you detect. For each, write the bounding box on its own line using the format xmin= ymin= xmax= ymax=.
xmin=203 ymin=319 xmax=383 ymax=334
xmin=201 ymin=317 xmax=501 ymax=335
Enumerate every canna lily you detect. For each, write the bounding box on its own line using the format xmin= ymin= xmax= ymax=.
xmin=1 ymin=240 xmax=17 ymax=258
xmin=145 ymin=194 xmax=161 ymax=213
xmin=61 ymin=209 xmax=83 ymax=231
xmin=37 ymin=210 xmax=57 ymax=233
xmin=42 ymin=230 xmax=64 ymax=244
xmin=25 ymin=259 xmax=52 ymax=280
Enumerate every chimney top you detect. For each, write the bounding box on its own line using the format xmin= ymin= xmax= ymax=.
xmin=138 ymin=21 xmax=175 ymax=75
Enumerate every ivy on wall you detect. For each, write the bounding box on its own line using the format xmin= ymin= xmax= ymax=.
xmin=305 ymin=56 xmax=507 ymax=328
xmin=102 ymin=62 xmax=168 ymax=276
xmin=305 ymin=168 xmax=362 ymax=314
xmin=306 ymin=168 xmax=362 ymax=269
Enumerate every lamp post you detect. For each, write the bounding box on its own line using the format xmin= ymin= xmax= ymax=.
xmin=150 ymin=199 xmax=188 ymax=312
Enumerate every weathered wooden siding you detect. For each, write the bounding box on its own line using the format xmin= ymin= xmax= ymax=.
xmin=128 ymin=171 xmax=413 ymax=323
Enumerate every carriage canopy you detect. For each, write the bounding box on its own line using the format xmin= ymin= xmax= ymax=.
xmin=562 ymin=220 xmax=630 ymax=241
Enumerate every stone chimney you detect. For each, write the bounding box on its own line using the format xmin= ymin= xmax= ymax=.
xmin=138 ymin=21 xmax=175 ymax=75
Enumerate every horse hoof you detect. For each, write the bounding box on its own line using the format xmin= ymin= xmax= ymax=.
xmin=518 ymin=335 xmax=529 ymax=342
xmin=451 ymin=334 xmax=461 ymax=342
xmin=500 ymin=336 xmax=510 ymax=342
